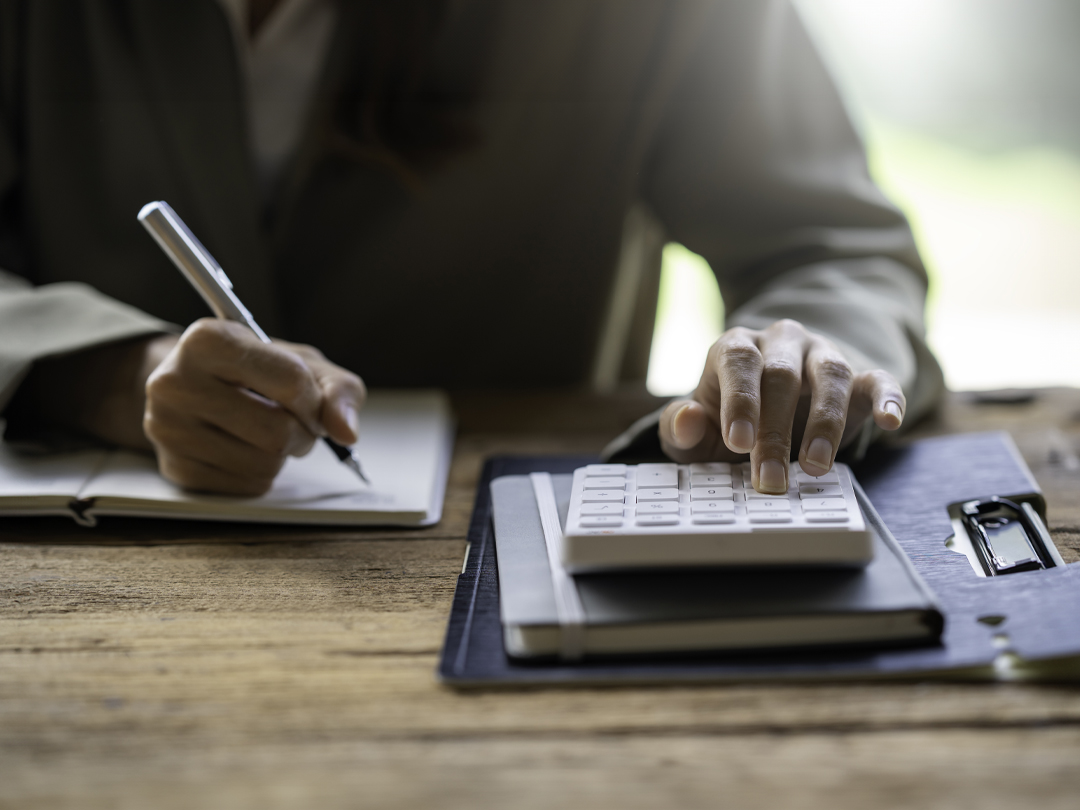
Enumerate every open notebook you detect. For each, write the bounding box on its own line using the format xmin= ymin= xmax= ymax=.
xmin=0 ymin=390 xmax=454 ymax=527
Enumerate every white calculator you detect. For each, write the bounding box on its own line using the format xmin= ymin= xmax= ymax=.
xmin=561 ymin=462 xmax=872 ymax=571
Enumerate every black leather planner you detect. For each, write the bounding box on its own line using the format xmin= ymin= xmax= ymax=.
xmin=438 ymin=432 xmax=1080 ymax=686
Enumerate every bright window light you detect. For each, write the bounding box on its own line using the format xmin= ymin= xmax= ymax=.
xmin=648 ymin=0 xmax=1080 ymax=393
xmin=646 ymin=244 xmax=724 ymax=397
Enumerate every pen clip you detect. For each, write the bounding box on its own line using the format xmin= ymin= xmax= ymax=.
xmin=212 ymin=267 xmax=234 ymax=290
xmin=137 ymin=201 xmax=269 ymax=343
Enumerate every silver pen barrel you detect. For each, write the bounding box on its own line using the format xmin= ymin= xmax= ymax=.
xmin=138 ymin=201 xmax=270 ymax=343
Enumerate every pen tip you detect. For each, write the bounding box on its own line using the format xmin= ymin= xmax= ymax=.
xmin=345 ymin=456 xmax=370 ymax=485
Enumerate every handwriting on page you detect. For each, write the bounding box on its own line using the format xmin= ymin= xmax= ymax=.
xmin=266 ymin=442 xmax=394 ymax=505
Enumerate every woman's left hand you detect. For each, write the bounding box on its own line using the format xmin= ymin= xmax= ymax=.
xmin=657 ymin=319 xmax=905 ymax=494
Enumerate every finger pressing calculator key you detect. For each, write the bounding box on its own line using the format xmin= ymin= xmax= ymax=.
xmin=561 ymin=461 xmax=871 ymax=571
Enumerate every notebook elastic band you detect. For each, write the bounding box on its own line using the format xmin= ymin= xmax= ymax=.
xmin=530 ymin=472 xmax=586 ymax=660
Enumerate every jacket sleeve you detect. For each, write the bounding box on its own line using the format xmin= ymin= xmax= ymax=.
xmin=640 ymin=0 xmax=944 ymax=419
xmin=0 ymin=271 xmax=175 ymax=413
xmin=0 ymin=106 xmax=172 ymax=416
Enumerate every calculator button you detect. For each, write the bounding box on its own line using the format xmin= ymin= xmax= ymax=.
xmin=579 ymin=515 xmax=624 ymax=528
xmin=637 ymin=488 xmax=680 ymax=502
xmin=745 ymin=489 xmax=792 ymax=499
xmin=636 ymin=464 xmax=679 ymax=488
xmin=805 ymin=511 xmax=850 ymax=523
xmin=636 ymin=502 xmax=679 ymax=515
xmin=692 ymin=512 xmax=737 ymax=524
xmin=746 ymin=500 xmax=791 ymax=512
xmin=690 ymin=462 xmax=732 ymax=474
xmin=582 ymin=477 xmax=626 ymax=490
xmin=690 ymin=473 xmax=732 ymax=487
xmin=636 ymin=513 xmax=680 ymax=526
xmin=691 ymin=501 xmax=735 ymax=513
xmin=691 ymin=486 xmax=734 ymax=501
xmin=799 ymin=484 xmax=843 ymax=498
xmin=580 ymin=503 xmax=624 ymax=516
xmin=801 ymin=498 xmax=848 ymax=512
xmin=585 ymin=464 xmax=627 ymax=477
xmin=796 ymin=470 xmax=840 ymax=484
xmin=581 ymin=490 xmax=625 ymax=503
xmin=748 ymin=511 xmax=794 ymax=523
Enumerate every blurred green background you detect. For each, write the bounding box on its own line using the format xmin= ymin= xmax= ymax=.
xmin=647 ymin=0 xmax=1080 ymax=395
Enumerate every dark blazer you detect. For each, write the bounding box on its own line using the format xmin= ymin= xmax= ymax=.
xmin=0 ymin=0 xmax=942 ymax=419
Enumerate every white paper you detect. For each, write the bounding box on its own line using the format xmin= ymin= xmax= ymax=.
xmin=0 ymin=442 xmax=107 ymax=502
xmin=4 ymin=391 xmax=453 ymax=525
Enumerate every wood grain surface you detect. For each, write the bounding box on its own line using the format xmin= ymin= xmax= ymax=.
xmin=3 ymin=388 xmax=1080 ymax=810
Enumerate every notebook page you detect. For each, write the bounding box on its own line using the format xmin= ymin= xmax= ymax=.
xmin=0 ymin=441 xmax=108 ymax=506
xmin=77 ymin=390 xmax=452 ymax=521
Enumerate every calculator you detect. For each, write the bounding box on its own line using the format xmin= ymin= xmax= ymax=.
xmin=561 ymin=462 xmax=872 ymax=571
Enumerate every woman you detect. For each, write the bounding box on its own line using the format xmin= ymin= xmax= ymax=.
xmin=0 ymin=0 xmax=943 ymax=495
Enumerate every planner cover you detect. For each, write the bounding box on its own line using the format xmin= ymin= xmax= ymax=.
xmin=438 ymin=432 xmax=1080 ymax=686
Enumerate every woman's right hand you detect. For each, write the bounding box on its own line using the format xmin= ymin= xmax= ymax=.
xmin=143 ymin=319 xmax=366 ymax=496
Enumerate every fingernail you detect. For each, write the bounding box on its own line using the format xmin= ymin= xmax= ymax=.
xmin=728 ymin=420 xmax=754 ymax=454
xmin=672 ymin=404 xmax=690 ymax=442
xmin=758 ymin=459 xmax=787 ymax=493
xmin=884 ymin=401 xmax=903 ymax=422
xmin=805 ymin=437 xmax=833 ymax=472
xmin=343 ymin=404 xmax=360 ymax=440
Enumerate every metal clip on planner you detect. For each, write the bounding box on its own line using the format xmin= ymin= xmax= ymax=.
xmin=947 ymin=494 xmax=1064 ymax=577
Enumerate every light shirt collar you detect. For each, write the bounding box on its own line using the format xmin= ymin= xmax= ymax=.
xmin=216 ymin=0 xmax=337 ymax=202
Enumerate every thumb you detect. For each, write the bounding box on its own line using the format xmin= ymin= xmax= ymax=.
xmin=853 ymin=370 xmax=905 ymax=432
xmin=659 ymin=399 xmax=731 ymax=462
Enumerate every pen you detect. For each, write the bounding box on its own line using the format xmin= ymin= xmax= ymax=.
xmin=137 ymin=200 xmax=370 ymax=485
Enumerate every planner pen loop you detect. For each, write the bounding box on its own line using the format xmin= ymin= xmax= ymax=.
xmin=138 ymin=200 xmax=369 ymax=485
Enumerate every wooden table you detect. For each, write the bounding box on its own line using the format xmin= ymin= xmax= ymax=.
xmin=3 ymin=389 xmax=1080 ymax=809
